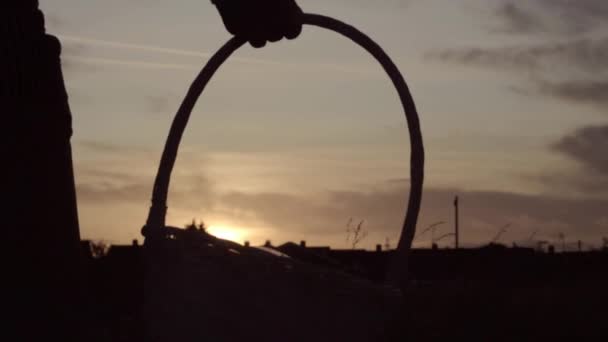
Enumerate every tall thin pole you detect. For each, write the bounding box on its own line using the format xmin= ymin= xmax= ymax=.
xmin=454 ymin=196 xmax=460 ymax=249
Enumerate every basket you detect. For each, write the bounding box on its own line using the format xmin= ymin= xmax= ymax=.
xmin=141 ymin=13 xmax=424 ymax=341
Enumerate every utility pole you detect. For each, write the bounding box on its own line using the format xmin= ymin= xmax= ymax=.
xmin=454 ymin=196 xmax=460 ymax=249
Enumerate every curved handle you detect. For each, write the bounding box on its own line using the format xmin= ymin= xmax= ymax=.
xmin=143 ymin=13 xmax=424 ymax=283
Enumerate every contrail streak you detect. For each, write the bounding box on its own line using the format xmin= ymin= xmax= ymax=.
xmin=63 ymin=56 xmax=199 ymax=71
xmin=58 ymin=34 xmax=214 ymax=58
xmin=57 ymin=34 xmax=278 ymax=66
xmin=57 ymin=34 xmax=378 ymax=75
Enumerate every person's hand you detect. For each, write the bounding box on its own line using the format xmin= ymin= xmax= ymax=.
xmin=212 ymin=0 xmax=303 ymax=48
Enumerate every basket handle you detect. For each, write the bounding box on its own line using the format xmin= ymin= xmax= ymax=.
xmin=143 ymin=13 xmax=424 ymax=283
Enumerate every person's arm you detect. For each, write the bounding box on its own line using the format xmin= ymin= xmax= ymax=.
xmin=212 ymin=0 xmax=303 ymax=47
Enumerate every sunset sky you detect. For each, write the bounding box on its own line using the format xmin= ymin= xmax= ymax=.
xmin=40 ymin=0 xmax=608 ymax=249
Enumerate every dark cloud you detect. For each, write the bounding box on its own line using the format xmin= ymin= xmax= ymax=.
xmin=539 ymin=80 xmax=608 ymax=109
xmin=553 ymin=125 xmax=608 ymax=174
xmin=431 ymin=38 xmax=608 ymax=75
xmin=77 ymin=182 xmax=152 ymax=204
xmin=494 ymin=3 xmax=545 ymax=34
xmin=76 ymin=168 xmax=215 ymax=211
xmin=74 ymin=141 xmax=215 ymax=216
xmin=220 ymin=184 xmax=608 ymax=245
xmin=533 ymin=171 xmax=608 ymax=198
xmin=75 ymin=156 xmax=608 ymax=245
xmin=432 ymin=2 xmax=608 ymax=200
xmin=495 ymin=1 xmax=608 ymax=35
xmin=529 ymin=125 xmax=608 ymax=197
xmin=429 ymin=34 xmax=608 ymax=110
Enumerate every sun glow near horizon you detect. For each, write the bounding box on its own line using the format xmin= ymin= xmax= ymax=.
xmin=206 ymin=224 xmax=247 ymax=244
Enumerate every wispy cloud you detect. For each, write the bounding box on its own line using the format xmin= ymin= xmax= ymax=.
xmin=494 ymin=0 xmax=608 ymax=35
xmin=62 ymin=55 xmax=200 ymax=71
xmin=539 ymin=80 xmax=608 ymax=109
xmin=428 ymin=1 xmax=608 ymax=110
xmin=75 ymin=152 xmax=608 ymax=245
xmin=525 ymin=125 xmax=608 ymax=198
xmin=553 ymin=125 xmax=608 ymax=175
xmin=75 ymin=140 xmax=151 ymax=154
xmin=493 ymin=2 xmax=544 ymax=34
xmin=57 ymin=34 xmax=298 ymax=67
xmin=57 ymin=34 xmax=379 ymax=76
xmin=57 ymin=34 xmax=215 ymax=59
xmin=430 ymin=38 xmax=608 ymax=75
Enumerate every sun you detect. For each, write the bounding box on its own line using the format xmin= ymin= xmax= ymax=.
xmin=206 ymin=225 xmax=245 ymax=243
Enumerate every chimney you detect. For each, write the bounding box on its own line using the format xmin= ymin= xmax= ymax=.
xmin=132 ymin=239 xmax=139 ymax=247
xmin=244 ymin=241 xmax=250 ymax=247
xmin=376 ymin=244 xmax=382 ymax=252
xmin=300 ymin=240 xmax=306 ymax=248
xmin=264 ymin=240 xmax=272 ymax=247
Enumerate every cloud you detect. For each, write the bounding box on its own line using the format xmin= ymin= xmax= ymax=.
xmin=59 ymin=40 xmax=99 ymax=73
xmin=494 ymin=3 xmax=545 ymax=34
xmin=74 ymin=149 xmax=608 ymax=246
xmin=75 ymin=140 xmax=149 ymax=154
xmin=429 ymin=13 xmax=608 ymax=110
xmin=72 ymin=141 xmax=608 ymax=246
xmin=430 ymin=1 xmax=608 ymax=200
xmin=529 ymin=125 xmax=608 ymax=197
xmin=61 ymin=56 xmax=200 ymax=71
xmin=430 ymin=37 xmax=608 ymax=76
xmin=552 ymin=125 xmax=608 ymax=174
xmin=56 ymin=35 xmax=214 ymax=59
xmin=219 ymin=183 xmax=608 ymax=246
xmin=533 ymin=171 xmax=608 ymax=198
xmin=539 ymin=80 xmax=608 ymax=109
xmin=494 ymin=1 xmax=608 ymax=35
xmin=76 ymin=160 xmax=215 ymax=211
xmin=56 ymin=34 xmax=303 ymax=69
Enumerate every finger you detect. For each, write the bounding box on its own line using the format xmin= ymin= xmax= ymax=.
xmin=250 ymin=38 xmax=266 ymax=48
xmin=268 ymin=32 xmax=283 ymax=43
xmin=246 ymin=23 xmax=267 ymax=48
xmin=284 ymin=5 xmax=303 ymax=40
xmin=267 ymin=17 xmax=284 ymax=42
xmin=285 ymin=22 xmax=302 ymax=40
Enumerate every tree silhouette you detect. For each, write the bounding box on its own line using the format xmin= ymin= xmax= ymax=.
xmin=185 ymin=219 xmax=207 ymax=232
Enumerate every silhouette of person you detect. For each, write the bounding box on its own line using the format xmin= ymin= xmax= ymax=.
xmin=212 ymin=0 xmax=303 ymax=47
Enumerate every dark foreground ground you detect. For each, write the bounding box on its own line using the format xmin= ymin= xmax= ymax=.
xmin=82 ymin=233 xmax=608 ymax=341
